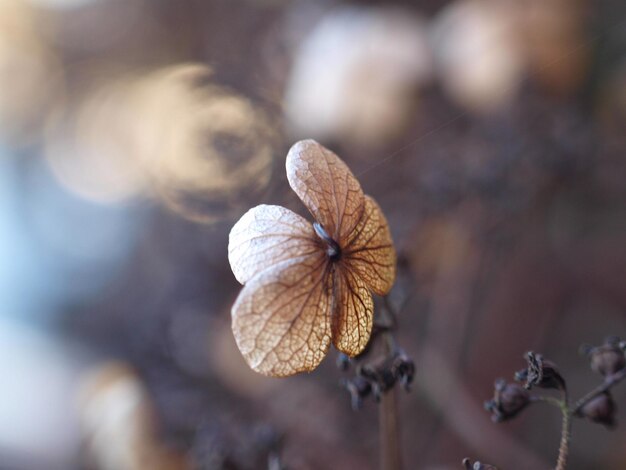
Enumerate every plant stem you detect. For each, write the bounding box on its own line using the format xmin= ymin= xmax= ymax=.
xmin=379 ymin=297 xmax=402 ymax=470
xmin=535 ymin=368 xmax=626 ymax=470
xmin=533 ymin=393 xmax=571 ymax=470
xmin=529 ymin=395 xmax=563 ymax=408
xmin=550 ymin=384 xmax=570 ymax=470
xmin=380 ymin=386 xmax=402 ymax=470
xmin=555 ymin=403 xmax=571 ymax=470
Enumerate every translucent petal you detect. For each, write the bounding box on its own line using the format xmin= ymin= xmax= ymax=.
xmin=286 ymin=140 xmax=364 ymax=242
xmin=343 ymin=196 xmax=396 ymax=296
xmin=231 ymin=254 xmax=332 ymax=376
xmin=331 ymin=266 xmax=374 ymax=356
xmin=228 ymin=204 xmax=319 ymax=284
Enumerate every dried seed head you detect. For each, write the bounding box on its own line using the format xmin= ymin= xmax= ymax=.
xmin=358 ymin=359 xmax=397 ymax=400
xmin=515 ymin=351 xmax=566 ymax=391
xmin=581 ymin=337 xmax=626 ymax=378
xmin=356 ymin=349 xmax=415 ymax=399
xmin=484 ymin=379 xmax=531 ymax=422
xmin=578 ymin=392 xmax=617 ymax=428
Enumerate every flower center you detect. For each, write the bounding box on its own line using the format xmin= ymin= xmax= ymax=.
xmin=313 ymin=222 xmax=341 ymax=261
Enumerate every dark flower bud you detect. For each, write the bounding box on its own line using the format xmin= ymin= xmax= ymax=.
xmin=581 ymin=337 xmax=626 ymax=378
xmin=391 ymin=351 xmax=415 ymax=391
xmin=358 ymin=360 xmax=396 ymax=400
xmin=484 ymin=379 xmax=531 ymax=422
xmin=351 ymin=347 xmax=416 ymax=403
xmin=577 ymin=392 xmax=617 ymax=428
xmin=342 ymin=376 xmax=372 ymax=411
xmin=515 ymin=351 xmax=566 ymax=391
xmin=462 ymin=458 xmax=498 ymax=469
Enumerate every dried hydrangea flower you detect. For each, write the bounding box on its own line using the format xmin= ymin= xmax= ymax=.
xmin=228 ymin=140 xmax=396 ymax=376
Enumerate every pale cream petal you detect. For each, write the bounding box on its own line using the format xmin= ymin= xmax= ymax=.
xmin=231 ymin=254 xmax=333 ymax=377
xmin=331 ymin=266 xmax=374 ymax=356
xmin=286 ymin=140 xmax=365 ymax=242
xmin=343 ymin=196 xmax=396 ymax=296
xmin=228 ymin=204 xmax=319 ymax=285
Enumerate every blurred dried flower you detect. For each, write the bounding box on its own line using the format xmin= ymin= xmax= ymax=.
xmin=284 ymin=6 xmax=432 ymax=147
xmin=519 ymin=0 xmax=589 ymax=95
xmin=462 ymin=458 xmax=498 ymax=470
xmin=577 ymin=392 xmax=617 ymax=428
xmin=78 ymin=362 xmax=188 ymax=470
xmin=581 ymin=337 xmax=626 ymax=378
xmin=228 ymin=140 xmax=396 ymax=376
xmin=430 ymin=0 xmax=525 ymax=113
xmin=44 ymin=63 xmax=277 ymax=214
xmin=44 ymin=75 xmax=148 ymax=204
xmin=134 ymin=64 xmax=278 ymax=222
xmin=0 ymin=0 xmax=65 ymax=143
xmin=515 ymin=351 xmax=566 ymax=391
xmin=484 ymin=379 xmax=531 ymax=422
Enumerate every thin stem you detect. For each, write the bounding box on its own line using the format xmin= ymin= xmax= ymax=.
xmin=380 ymin=386 xmax=402 ymax=470
xmin=529 ymin=392 xmax=571 ymax=469
xmin=555 ymin=403 xmax=571 ymax=470
xmin=529 ymin=395 xmax=563 ymax=408
xmin=555 ymin=389 xmax=570 ymax=470
xmin=532 ymin=366 xmax=626 ymax=470
xmin=379 ymin=297 xmax=402 ymax=470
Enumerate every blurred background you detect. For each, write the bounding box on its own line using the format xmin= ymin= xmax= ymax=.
xmin=1 ymin=0 xmax=625 ymax=468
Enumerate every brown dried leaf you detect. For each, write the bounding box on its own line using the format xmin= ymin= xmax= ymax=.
xmin=231 ymin=255 xmax=332 ymax=376
xmin=228 ymin=205 xmax=319 ymax=284
xmin=286 ymin=139 xmax=365 ymax=242
xmin=344 ymin=196 xmax=396 ymax=295
xmin=331 ymin=266 xmax=374 ymax=356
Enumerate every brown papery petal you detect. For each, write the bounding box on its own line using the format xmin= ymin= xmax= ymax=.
xmin=228 ymin=205 xmax=320 ymax=285
xmin=286 ymin=140 xmax=364 ymax=242
xmin=231 ymin=255 xmax=332 ymax=376
xmin=343 ymin=196 xmax=396 ymax=296
xmin=331 ymin=266 xmax=373 ymax=356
